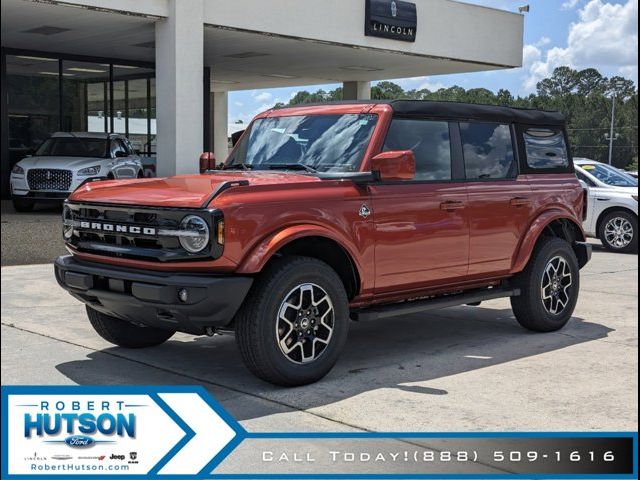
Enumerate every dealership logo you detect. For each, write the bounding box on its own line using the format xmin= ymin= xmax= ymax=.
xmin=24 ymin=452 xmax=47 ymax=462
xmin=50 ymin=454 xmax=72 ymax=461
xmin=78 ymin=221 xmax=156 ymax=236
xmin=64 ymin=435 xmax=95 ymax=448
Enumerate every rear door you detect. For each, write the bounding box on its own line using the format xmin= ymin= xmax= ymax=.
xmin=370 ymin=118 xmax=469 ymax=295
xmin=458 ymin=122 xmax=534 ymax=278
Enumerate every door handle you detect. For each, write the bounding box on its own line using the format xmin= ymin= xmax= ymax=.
xmin=510 ymin=197 xmax=531 ymax=207
xmin=440 ymin=200 xmax=466 ymax=211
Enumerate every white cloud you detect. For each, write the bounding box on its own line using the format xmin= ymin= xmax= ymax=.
xmin=234 ymin=101 xmax=244 ymax=107
xmin=561 ymin=0 xmax=582 ymax=10
xmin=522 ymin=0 xmax=638 ymax=92
xmin=417 ymin=79 xmax=446 ymax=91
xmin=252 ymin=91 xmax=273 ymax=103
xmin=534 ymin=36 xmax=551 ymax=48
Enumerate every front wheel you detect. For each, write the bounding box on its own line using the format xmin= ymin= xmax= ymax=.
xmin=598 ymin=210 xmax=638 ymax=254
xmin=86 ymin=306 xmax=175 ymax=348
xmin=234 ymin=256 xmax=350 ymax=386
xmin=511 ymin=237 xmax=580 ymax=332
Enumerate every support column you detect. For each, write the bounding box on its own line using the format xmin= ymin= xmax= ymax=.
xmin=209 ymin=91 xmax=229 ymax=163
xmin=343 ymin=81 xmax=371 ymax=100
xmin=155 ymin=0 xmax=204 ymax=177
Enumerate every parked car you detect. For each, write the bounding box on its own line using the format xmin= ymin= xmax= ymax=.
xmin=574 ymin=158 xmax=638 ymax=253
xmin=55 ymin=101 xmax=591 ymax=386
xmin=10 ymin=132 xmax=144 ymax=212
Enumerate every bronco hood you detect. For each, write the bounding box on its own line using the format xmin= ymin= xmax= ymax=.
xmin=69 ymin=171 xmax=320 ymax=208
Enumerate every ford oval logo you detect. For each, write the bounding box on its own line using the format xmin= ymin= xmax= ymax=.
xmin=64 ymin=435 xmax=95 ymax=448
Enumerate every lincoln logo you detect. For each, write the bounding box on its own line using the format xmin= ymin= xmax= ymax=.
xmin=391 ymin=0 xmax=397 ymax=17
xmin=46 ymin=171 xmax=52 ymax=180
xmin=79 ymin=221 xmax=156 ymax=236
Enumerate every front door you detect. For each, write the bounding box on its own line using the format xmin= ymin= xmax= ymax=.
xmin=371 ymin=118 xmax=469 ymax=296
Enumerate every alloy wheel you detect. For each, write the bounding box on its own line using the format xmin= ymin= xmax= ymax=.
xmin=604 ymin=216 xmax=634 ymax=249
xmin=540 ymin=255 xmax=573 ymax=315
xmin=276 ymin=283 xmax=334 ymax=364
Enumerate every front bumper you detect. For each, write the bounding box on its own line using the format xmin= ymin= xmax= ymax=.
xmin=54 ymin=255 xmax=253 ymax=334
xmin=10 ymin=175 xmax=106 ymax=201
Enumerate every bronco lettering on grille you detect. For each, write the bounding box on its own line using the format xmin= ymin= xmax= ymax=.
xmin=78 ymin=221 xmax=156 ymax=236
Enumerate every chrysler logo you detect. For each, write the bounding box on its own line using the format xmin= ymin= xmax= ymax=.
xmin=390 ymin=0 xmax=397 ymax=17
xmin=79 ymin=221 xmax=156 ymax=236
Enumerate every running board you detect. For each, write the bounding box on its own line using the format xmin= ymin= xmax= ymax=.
xmin=351 ymin=287 xmax=520 ymax=322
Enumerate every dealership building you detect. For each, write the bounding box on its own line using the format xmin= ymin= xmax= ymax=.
xmin=0 ymin=0 xmax=524 ymax=199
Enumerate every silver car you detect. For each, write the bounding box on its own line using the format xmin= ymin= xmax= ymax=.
xmin=10 ymin=132 xmax=144 ymax=212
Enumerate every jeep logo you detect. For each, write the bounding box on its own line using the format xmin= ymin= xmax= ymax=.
xmin=79 ymin=221 xmax=156 ymax=236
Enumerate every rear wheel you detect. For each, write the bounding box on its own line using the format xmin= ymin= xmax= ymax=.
xmin=511 ymin=237 xmax=580 ymax=332
xmin=86 ymin=306 xmax=175 ymax=348
xmin=12 ymin=197 xmax=34 ymax=212
xmin=598 ymin=210 xmax=638 ymax=254
xmin=235 ymin=256 xmax=349 ymax=386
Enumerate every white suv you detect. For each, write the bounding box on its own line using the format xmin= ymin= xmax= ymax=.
xmin=10 ymin=132 xmax=144 ymax=212
xmin=575 ymin=158 xmax=638 ymax=253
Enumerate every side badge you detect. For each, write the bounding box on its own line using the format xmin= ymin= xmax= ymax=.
xmin=359 ymin=204 xmax=371 ymax=219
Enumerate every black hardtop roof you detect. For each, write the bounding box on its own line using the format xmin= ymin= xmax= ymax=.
xmin=276 ymin=100 xmax=566 ymax=126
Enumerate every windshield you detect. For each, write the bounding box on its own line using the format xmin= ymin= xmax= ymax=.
xmin=580 ymin=163 xmax=638 ymax=187
xmin=226 ymin=114 xmax=378 ymax=172
xmin=35 ymin=138 xmax=108 ymax=158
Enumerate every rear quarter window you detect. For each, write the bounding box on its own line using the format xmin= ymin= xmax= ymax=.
xmin=523 ymin=128 xmax=569 ymax=169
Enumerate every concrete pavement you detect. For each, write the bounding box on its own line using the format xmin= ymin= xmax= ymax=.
xmin=1 ymin=241 xmax=637 ymax=433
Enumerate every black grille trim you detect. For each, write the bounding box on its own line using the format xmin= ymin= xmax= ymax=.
xmin=64 ymin=202 xmax=223 ymax=262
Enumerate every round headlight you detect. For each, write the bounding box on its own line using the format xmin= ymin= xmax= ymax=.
xmin=179 ymin=215 xmax=209 ymax=253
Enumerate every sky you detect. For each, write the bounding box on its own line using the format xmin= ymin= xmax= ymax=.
xmin=228 ymin=0 xmax=638 ymax=124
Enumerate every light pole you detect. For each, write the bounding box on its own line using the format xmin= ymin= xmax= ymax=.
xmin=607 ymin=80 xmax=626 ymax=165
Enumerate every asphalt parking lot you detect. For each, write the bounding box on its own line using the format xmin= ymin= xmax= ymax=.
xmin=1 ymin=205 xmax=637 ymax=433
xmin=1 ymin=201 xmax=66 ymax=266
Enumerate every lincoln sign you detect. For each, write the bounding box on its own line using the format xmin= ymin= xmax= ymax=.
xmin=365 ymin=0 xmax=417 ymax=42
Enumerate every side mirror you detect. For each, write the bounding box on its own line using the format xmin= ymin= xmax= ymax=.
xmin=115 ymin=151 xmax=128 ymax=158
xmin=199 ymin=152 xmax=216 ymax=173
xmin=578 ymin=179 xmax=589 ymax=190
xmin=370 ymin=150 xmax=415 ymax=181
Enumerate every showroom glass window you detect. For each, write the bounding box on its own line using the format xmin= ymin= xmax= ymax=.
xmin=460 ymin=122 xmax=516 ymax=180
xmin=62 ymin=61 xmax=110 ymax=133
xmin=382 ymin=119 xmax=452 ymax=181
xmin=5 ymin=55 xmax=61 ymax=167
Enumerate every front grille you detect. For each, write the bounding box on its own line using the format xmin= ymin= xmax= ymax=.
xmin=27 ymin=169 xmax=72 ymax=191
xmin=64 ymin=203 xmax=222 ymax=262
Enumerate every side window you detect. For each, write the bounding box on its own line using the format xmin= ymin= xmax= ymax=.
xmin=576 ymin=170 xmax=596 ymax=187
xmin=523 ymin=128 xmax=569 ymax=169
xmin=460 ymin=122 xmax=515 ymax=180
xmin=110 ymin=139 xmax=127 ymax=157
xmin=123 ymin=138 xmax=134 ymax=155
xmin=383 ymin=119 xmax=452 ymax=181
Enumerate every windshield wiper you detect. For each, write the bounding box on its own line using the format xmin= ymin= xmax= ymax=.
xmin=267 ymin=163 xmax=317 ymax=173
xmin=224 ymin=163 xmax=253 ymax=170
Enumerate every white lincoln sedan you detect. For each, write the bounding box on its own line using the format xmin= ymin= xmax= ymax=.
xmin=10 ymin=132 xmax=144 ymax=212
xmin=575 ymin=158 xmax=638 ymax=253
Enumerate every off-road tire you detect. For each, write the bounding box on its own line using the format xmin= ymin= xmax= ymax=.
xmin=598 ymin=210 xmax=638 ymax=254
xmin=510 ymin=237 xmax=580 ymax=332
xmin=12 ymin=198 xmax=34 ymax=212
xmin=235 ymin=256 xmax=350 ymax=387
xmin=86 ymin=306 xmax=175 ymax=348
